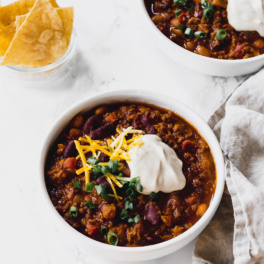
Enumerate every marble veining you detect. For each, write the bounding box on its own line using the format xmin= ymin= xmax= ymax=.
xmin=0 ymin=0 xmax=252 ymax=263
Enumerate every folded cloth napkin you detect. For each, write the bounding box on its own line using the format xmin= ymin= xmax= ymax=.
xmin=192 ymin=69 xmax=264 ymax=264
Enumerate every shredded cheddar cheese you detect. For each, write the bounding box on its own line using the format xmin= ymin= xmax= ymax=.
xmin=74 ymin=126 xmax=143 ymax=200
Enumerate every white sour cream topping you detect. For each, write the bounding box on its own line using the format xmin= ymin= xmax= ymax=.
xmin=227 ymin=0 xmax=264 ymax=37
xmin=127 ymin=135 xmax=186 ymax=195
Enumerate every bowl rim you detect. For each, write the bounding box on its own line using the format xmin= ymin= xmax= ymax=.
xmin=139 ymin=0 xmax=264 ymax=64
xmin=0 ymin=29 xmax=77 ymax=73
xmin=39 ymin=89 xmax=225 ymax=255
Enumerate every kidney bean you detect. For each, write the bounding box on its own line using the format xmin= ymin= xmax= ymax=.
xmin=90 ymin=123 xmax=116 ymax=140
xmin=96 ymin=176 xmax=111 ymax=189
xmin=141 ymin=115 xmax=150 ymax=127
xmin=83 ymin=115 xmax=101 ymax=134
xmin=197 ymin=11 xmax=203 ymax=18
xmin=63 ymin=140 xmax=77 ymax=158
xmin=145 ymin=202 xmax=160 ymax=225
xmin=146 ymin=125 xmax=156 ymax=134
xmin=99 ymin=152 xmax=109 ymax=162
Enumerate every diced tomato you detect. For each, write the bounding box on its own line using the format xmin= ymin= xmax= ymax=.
xmin=178 ymin=12 xmax=186 ymax=24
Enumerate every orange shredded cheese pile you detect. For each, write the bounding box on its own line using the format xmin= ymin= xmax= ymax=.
xmin=74 ymin=126 xmax=143 ymax=201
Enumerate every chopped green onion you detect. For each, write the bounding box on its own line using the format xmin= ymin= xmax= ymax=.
xmin=86 ymin=182 xmax=95 ymax=193
xmin=184 ymin=28 xmax=193 ymax=39
xmin=120 ymin=180 xmax=129 ymax=189
xmin=149 ymin=192 xmax=158 ymax=201
xmin=100 ymin=226 xmax=108 ymax=235
xmin=129 ymin=177 xmax=140 ymax=188
xmin=120 ymin=210 xmax=129 ymax=219
xmin=178 ymin=23 xmax=186 ymax=32
xmin=72 ymin=179 xmax=82 ymax=190
xmin=87 ymin=157 xmax=99 ymax=165
xmin=203 ymin=8 xmax=214 ymax=19
xmin=128 ymin=218 xmax=135 ymax=224
xmin=118 ymin=172 xmax=123 ymax=177
xmin=136 ymin=184 xmax=143 ymax=192
xmin=174 ymin=0 xmax=187 ymax=6
xmin=216 ymin=29 xmax=227 ymax=40
xmin=108 ymin=160 xmax=118 ymax=173
xmin=125 ymin=201 xmax=134 ymax=211
xmin=126 ymin=188 xmax=135 ymax=197
xmin=186 ymin=3 xmax=194 ymax=11
xmin=127 ymin=215 xmax=141 ymax=225
xmin=175 ymin=9 xmax=182 ymax=18
xmin=107 ymin=232 xmax=118 ymax=246
xmin=69 ymin=206 xmax=78 ymax=219
xmin=126 ymin=196 xmax=134 ymax=202
xmin=84 ymin=201 xmax=95 ymax=209
xmin=194 ymin=31 xmax=207 ymax=39
xmin=134 ymin=215 xmax=141 ymax=224
xmin=93 ymin=164 xmax=102 ymax=175
xmin=201 ymin=0 xmax=213 ymax=9
xmin=101 ymin=165 xmax=110 ymax=175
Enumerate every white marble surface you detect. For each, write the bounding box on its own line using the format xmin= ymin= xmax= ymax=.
xmin=0 ymin=0 xmax=250 ymax=263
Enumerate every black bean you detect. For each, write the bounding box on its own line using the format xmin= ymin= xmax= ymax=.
xmin=145 ymin=202 xmax=160 ymax=225
xmin=90 ymin=123 xmax=116 ymax=140
xmin=83 ymin=115 xmax=101 ymax=134
xmin=63 ymin=140 xmax=77 ymax=158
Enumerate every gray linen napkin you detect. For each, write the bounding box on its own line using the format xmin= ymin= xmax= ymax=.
xmin=192 ymin=69 xmax=264 ymax=264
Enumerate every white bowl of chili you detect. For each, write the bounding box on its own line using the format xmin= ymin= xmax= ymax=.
xmin=139 ymin=0 xmax=264 ymax=76
xmin=40 ymin=89 xmax=225 ymax=261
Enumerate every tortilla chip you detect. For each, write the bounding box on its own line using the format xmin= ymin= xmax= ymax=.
xmin=56 ymin=7 xmax=74 ymax=46
xmin=0 ymin=0 xmax=67 ymax=68
xmin=15 ymin=14 xmax=27 ymax=31
xmin=0 ymin=22 xmax=16 ymax=56
xmin=0 ymin=0 xmax=58 ymax=27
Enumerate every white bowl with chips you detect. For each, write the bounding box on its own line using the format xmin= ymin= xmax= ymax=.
xmin=0 ymin=29 xmax=77 ymax=83
xmin=39 ymin=90 xmax=225 ymax=262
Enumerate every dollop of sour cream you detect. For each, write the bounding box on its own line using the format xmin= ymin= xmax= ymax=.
xmin=227 ymin=0 xmax=264 ymax=37
xmin=127 ymin=135 xmax=186 ymax=195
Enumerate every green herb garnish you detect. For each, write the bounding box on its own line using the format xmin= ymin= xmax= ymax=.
xmin=72 ymin=179 xmax=82 ymax=190
xmin=84 ymin=201 xmax=95 ymax=209
xmin=86 ymin=182 xmax=95 ymax=193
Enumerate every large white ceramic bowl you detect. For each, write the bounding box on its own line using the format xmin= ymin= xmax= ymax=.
xmin=138 ymin=0 xmax=264 ymax=76
xmin=39 ymin=90 xmax=225 ymax=262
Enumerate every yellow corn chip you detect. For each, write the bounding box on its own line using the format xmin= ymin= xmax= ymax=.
xmin=0 ymin=22 xmax=16 ymax=56
xmin=0 ymin=0 xmax=58 ymax=27
xmin=0 ymin=0 xmax=67 ymax=68
xmin=15 ymin=14 xmax=27 ymax=31
xmin=56 ymin=7 xmax=74 ymax=46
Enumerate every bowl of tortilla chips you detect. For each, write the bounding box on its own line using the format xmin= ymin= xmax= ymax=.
xmin=0 ymin=0 xmax=76 ymax=81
